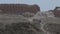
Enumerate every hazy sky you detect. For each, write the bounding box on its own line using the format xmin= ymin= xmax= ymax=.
xmin=0 ymin=0 xmax=60 ymax=11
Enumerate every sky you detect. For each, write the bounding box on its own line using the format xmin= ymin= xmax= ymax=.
xmin=0 ymin=0 xmax=60 ymax=11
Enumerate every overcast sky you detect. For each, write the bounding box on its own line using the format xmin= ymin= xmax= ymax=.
xmin=0 ymin=0 xmax=60 ymax=11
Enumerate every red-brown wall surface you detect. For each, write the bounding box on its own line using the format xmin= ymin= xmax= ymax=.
xmin=53 ymin=7 xmax=60 ymax=17
xmin=0 ymin=4 xmax=40 ymax=14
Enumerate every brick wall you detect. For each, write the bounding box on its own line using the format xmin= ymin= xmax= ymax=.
xmin=53 ymin=7 xmax=60 ymax=17
xmin=0 ymin=4 xmax=40 ymax=14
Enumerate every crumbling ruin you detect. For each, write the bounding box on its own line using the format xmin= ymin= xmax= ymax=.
xmin=53 ymin=7 xmax=60 ymax=17
xmin=0 ymin=4 xmax=40 ymax=14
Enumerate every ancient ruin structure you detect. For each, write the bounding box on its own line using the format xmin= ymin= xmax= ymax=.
xmin=53 ymin=7 xmax=60 ymax=17
xmin=0 ymin=4 xmax=40 ymax=14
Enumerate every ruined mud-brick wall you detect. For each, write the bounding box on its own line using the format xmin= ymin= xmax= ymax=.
xmin=53 ymin=7 xmax=60 ymax=17
xmin=0 ymin=4 xmax=40 ymax=14
xmin=53 ymin=10 xmax=60 ymax=17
